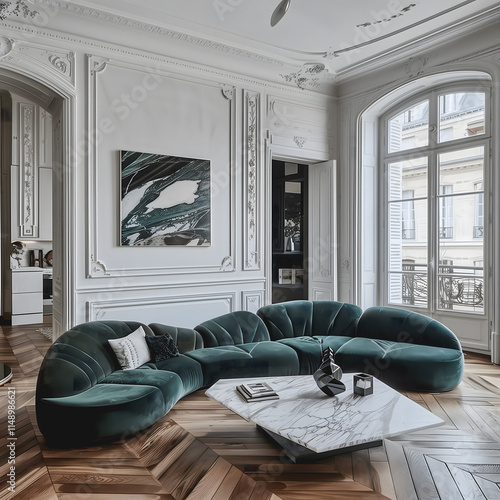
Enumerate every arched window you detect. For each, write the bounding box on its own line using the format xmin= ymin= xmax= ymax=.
xmin=382 ymin=84 xmax=489 ymax=313
xmin=359 ymin=73 xmax=492 ymax=348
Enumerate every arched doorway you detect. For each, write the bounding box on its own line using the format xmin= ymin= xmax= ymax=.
xmin=0 ymin=66 xmax=75 ymax=339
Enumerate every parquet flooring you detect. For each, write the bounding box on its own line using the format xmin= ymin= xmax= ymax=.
xmin=1 ymin=320 xmax=499 ymax=499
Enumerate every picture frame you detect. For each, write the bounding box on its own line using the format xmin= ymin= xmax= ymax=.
xmin=120 ymin=150 xmax=211 ymax=246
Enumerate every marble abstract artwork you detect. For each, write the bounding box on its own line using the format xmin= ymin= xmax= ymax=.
xmin=120 ymin=150 xmax=211 ymax=246
xmin=206 ymin=375 xmax=444 ymax=455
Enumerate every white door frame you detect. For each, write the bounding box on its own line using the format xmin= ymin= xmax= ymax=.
xmin=0 ymin=66 xmax=76 ymax=339
xmin=264 ymin=140 xmax=335 ymax=305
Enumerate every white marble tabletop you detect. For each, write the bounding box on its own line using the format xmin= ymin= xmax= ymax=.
xmin=206 ymin=375 xmax=444 ymax=454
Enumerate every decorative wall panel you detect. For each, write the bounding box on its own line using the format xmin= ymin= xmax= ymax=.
xmin=243 ymin=90 xmax=261 ymax=270
xmin=86 ymin=55 xmax=235 ymax=277
xmin=242 ymin=291 xmax=264 ymax=313
xmin=19 ymin=103 xmax=38 ymax=238
xmin=87 ymin=293 xmax=235 ymax=328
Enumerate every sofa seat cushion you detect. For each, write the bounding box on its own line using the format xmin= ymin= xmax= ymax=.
xmin=277 ymin=336 xmax=352 ymax=375
xmin=334 ymin=337 xmax=464 ymax=392
xmin=235 ymin=341 xmax=300 ymax=376
xmin=185 ymin=346 xmax=268 ymax=387
xmin=154 ymin=354 xmax=204 ymax=394
xmin=37 ymin=384 xmax=166 ymax=447
xmin=102 ymin=368 xmax=184 ymax=405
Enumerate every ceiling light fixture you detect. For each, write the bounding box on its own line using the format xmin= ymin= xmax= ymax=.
xmin=271 ymin=0 xmax=291 ymax=27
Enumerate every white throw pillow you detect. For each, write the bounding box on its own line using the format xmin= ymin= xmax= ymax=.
xmin=108 ymin=326 xmax=151 ymax=370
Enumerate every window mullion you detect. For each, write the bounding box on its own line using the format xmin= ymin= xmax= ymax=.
xmin=428 ymin=151 xmax=438 ymax=314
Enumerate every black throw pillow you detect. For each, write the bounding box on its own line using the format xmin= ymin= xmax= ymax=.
xmin=145 ymin=333 xmax=179 ymax=363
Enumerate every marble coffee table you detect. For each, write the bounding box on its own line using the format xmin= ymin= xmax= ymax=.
xmin=206 ymin=374 xmax=444 ymax=462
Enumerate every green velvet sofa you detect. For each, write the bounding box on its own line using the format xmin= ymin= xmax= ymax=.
xmin=333 ymin=306 xmax=465 ymax=392
xmin=35 ymin=301 xmax=464 ymax=448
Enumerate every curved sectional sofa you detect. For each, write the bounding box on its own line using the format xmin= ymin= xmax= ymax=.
xmin=36 ymin=301 xmax=464 ymax=448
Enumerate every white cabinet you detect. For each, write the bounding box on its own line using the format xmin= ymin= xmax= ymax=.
xmin=11 ymin=268 xmax=43 ymax=325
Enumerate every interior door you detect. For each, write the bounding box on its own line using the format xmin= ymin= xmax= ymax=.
xmin=308 ymin=160 xmax=337 ymax=300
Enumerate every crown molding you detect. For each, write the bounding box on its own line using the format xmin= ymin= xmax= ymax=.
xmin=1 ymin=16 xmax=337 ymax=96
xmin=29 ymin=0 xmax=500 ymax=86
xmin=30 ymin=0 xmax=289 ymax=67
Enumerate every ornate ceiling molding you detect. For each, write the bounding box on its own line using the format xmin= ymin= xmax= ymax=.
xmin=0 ymin=36 xmax=14 ymax=59
xmin=31 ymin=0 xmax=287 ymax=68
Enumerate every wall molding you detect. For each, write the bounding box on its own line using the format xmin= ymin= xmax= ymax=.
xmin=19 ymin=102 xmax=38 ymax=238
xmin=86 ymin=54 xmax=237 ymax=278
xmin=0 ymin=19 xmax=332 ymax=97
xmin=87 ymin=292 xmax=235 ymax=322
xmin=242 ymin=291 xmax=264 ymax=313
xmin=0 ymin=36 xmax=14 ymax=58
xmin=243 ymin=90 xmax=261 ymax=270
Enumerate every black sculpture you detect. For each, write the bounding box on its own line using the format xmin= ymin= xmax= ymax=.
xmin=313 ymin=347 xmax=346 ymax=396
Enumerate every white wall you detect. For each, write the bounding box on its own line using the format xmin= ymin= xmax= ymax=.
xmin=0 ymin=9 xmax=335 ymax=333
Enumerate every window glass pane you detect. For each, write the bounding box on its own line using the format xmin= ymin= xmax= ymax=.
xmin=438 ymin=193 xmax=484 ymax=313
xmin=388 ymin=158 xmax=427 ymax=201
xmin=439 ymin=146 xmax=484 ymax=195
xmin=474 ymin=182 xmax=484 ymax=239
xmin=388 ymin=199 xmax=427 ymax=307
xmin=388 ymin=100 xmax=429 ymax=153
xmin=439 ymin=92 xmax=485 ymax=143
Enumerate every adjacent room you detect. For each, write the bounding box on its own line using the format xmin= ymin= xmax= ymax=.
xmin=1 ymin=1 xmax=500 ymax=498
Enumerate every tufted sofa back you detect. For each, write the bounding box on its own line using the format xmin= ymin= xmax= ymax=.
xmin=149 ymin=323 xmax=204 ymax=353
xmin=257 ymin=300 xmax=362 ymax=341
xmin=194 ymin=311 xmax=270 ymax=347
xmin=36 ymin=321 xmax=151 ymax=400
xmin=356 ymin=306 xmax=462 ymax=350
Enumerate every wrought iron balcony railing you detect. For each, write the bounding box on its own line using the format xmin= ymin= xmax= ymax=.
xmin=398 ymin=263 xmax=483 ymax=312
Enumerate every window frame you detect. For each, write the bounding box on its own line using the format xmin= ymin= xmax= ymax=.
xmin=379 ymin=82 xmax=491 ymax=316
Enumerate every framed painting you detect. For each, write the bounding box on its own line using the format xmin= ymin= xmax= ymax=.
xmin=120 ymin=150 xmax=211 ymax=246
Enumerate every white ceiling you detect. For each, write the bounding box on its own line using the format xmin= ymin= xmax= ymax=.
xmin=42 ymin=0 xmax=500 ymax=81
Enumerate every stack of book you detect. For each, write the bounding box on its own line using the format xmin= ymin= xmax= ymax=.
xmin=236 ymin=381 xmax=279 ymax=402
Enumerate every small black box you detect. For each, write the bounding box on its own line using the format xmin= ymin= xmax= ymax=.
xmin=353 ymin=373 xmax=373 ymax=396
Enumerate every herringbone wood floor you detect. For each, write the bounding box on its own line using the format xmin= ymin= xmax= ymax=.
xmin=1 ymin=319 xmax=499 ymax=499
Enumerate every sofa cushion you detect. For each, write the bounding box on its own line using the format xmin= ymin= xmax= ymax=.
xmin=356 ymin=306 xmax=462 ymax=350
xmin=145 ymin=333 xmax=179 ymax=362
xmin=257 ymin=301 xmax=313 ymax=340
xmin=195 ymin=311 xmax=270 ymax=347
xmin=36 ymin=321 xmax=153 ymax=398
xmin=37 ymin=384 xmax=166 ymax=447
xmin=154 ymin=354 xmax=204 ymax=394
xmin=185 ymin=345 xmax=268 ymax=387
xmin=235 ymin=341 xmax=300 ymax=376
xmin=257 ymin=301 xmax=362 ymax=341
xmin=276 ymin=336 xmax=352 ymax=374
xmin=312 ymin=301 xmax=362 ymax=338
xmin=149 ymin=324 xmax=203 ymax=353
xmin=334 ymin=337 xmax=464 ymax=392
xmin=108 ymin=326 xmax=151 ymax=370
xmin=102 ymin=367 xmax=184 ymax=404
